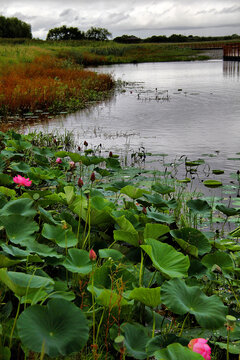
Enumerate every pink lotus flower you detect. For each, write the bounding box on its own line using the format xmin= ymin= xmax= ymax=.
xmin=13 ymin=175 xmax=32 ymax=187
xmin=56 ymin=157 xmax=62 ymax=164
xmin=69 ymin=161 xmax=75 ymax=168
xmin=188 ymin=338 xmax=211 ymax=360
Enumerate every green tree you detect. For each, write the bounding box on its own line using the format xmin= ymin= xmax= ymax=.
xmin=85 ymin=27 xmax=112 ymax=41
xmin=46 ymin=25 xmax=85 ymax=40
xmin=0 ymin=16 xmax=32 ymax=38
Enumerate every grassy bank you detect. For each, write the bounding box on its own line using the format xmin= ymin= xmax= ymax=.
xmin=1 ymin=130 xmax=240 ymax=359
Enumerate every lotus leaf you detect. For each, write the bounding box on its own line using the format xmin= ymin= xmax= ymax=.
xmin=129 ymin=287 xmax=161 ymax=307
xmin=154 ymin=343 xmax=204 ymax=359
xmin=17 ymin=299 xmax=89 ymax=357
xmin=141 ymin=238 xmax=189 ymax=278
xmin=63 ymin=248 xmax=92 ymax=274
xmin=161 ymin=278 xmax=226 ymax=329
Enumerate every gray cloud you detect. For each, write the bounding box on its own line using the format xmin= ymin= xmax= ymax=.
xmin=0 ymin=0 xmax=239 ymax=39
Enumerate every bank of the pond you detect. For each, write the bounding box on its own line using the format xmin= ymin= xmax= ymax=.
xmin=0 ymin=53 xmax=114 ymax=119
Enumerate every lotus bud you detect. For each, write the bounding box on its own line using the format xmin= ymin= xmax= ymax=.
xmin=89 ymin=249 xmax=97 ymax=261
xmin=109 ymin=151 xmax=113 ymax=157
xmin=56 ymin=157 xmax=62 ymax=164
xmin=69 ymin=161 xmax=75 ymax=169
xmin=84 ymin=141 xmax=88 ymax=147
xmin=90 ymin=172 xmax=95 ymax=182
xmin=78 ymin=177 xmax=84 ymax=188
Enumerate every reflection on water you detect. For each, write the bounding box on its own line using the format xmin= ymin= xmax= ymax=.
xmin=223 ymin=61 xmax=240 ymax=78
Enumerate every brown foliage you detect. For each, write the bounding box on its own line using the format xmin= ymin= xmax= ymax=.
xmin=0 ymin=55 xmax=113 ymax=114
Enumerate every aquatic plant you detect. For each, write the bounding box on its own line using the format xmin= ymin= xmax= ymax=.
xmin=0 ymin=130 xmax=240 ymax=359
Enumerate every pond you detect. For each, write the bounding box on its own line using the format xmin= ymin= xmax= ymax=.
xmin=25 ymin=60 xmax=240 ymax=184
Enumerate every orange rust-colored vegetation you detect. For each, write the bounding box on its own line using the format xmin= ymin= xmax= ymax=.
xmin=0 ymin=55 xmax=113 ymax=116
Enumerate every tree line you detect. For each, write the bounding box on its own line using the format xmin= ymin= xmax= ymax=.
xmin=46 ymin=25 xmax=112 ymax=41
xmin=0 ymin=15 xmax=239 ymax=43
xmin=0 ymin=15 xmax=32 ymax=39
xmin=113 ymin=33 xmax=240 ymax=44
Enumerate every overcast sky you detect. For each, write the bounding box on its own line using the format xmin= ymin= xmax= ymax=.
xmin=1 ymin=0 xmax=240 ymax=39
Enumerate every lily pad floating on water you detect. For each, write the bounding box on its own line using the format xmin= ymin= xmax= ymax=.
xmin=185 ymin=159 xmax=204 ymax=167
xmin=17 ymin=299 xmax=89 ymax=357
xmin=212 ymin=169 xmax=224 ymax=175
xmin=203 ymin=180 xmax=222 ymax=188
xmin=177 ymin=178 xmax=191 ymax=183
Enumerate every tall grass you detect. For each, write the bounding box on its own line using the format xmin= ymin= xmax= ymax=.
xmin=0 ymin=54 xmax=113 ymax=116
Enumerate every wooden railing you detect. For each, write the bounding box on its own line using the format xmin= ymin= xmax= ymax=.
xmin=223 ymin=43 xmax=240 ymax=60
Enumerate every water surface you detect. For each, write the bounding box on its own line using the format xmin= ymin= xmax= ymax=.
xmin=27 ymin=60 xmax=240 ymax=177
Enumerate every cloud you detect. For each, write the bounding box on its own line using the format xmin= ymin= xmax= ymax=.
xmin=0 ymin=0 xmax=239 ymax=39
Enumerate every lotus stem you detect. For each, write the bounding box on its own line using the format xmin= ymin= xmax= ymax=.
xmin=178 ymin=312 xmax=189 ymax=337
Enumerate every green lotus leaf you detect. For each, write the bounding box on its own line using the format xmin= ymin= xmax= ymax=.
xmin=63 ymin=248 xmax=92 ymax=274
xmin=0 ymin=215 xmax=39 ymax=243
xmin=0 ymin=254 xmax=24 ymax=268
xmin=64 ymin=186 xmax=76 ymax=205
xmin=203 ymin=180 xmax=222 ymax=188
xmin=42 ymin=223 xmax=78 ymax=248
xmin=0 ymin=186 xmax=16 ymax=198
xmin=120 ymin=185 xmax=148 ymax=199
xmin=188 ymin=259 xmax=208 ymax=278
xmin=161 ymin=278 xmax=226 ymax=329
xmin=32 ymin=147 xmax=54 ymax=157
xmin=202 ymin=251 xmax=234 ymax=273
xmin=144 ymin=223 xmax=170 ymax=240
xmin=0 ymin=243 xmax=30 ymax=258
xmin=0 ymin=198 xmax=36 ymax=217
xmin=151 ymin=183 xmax=175 ymax=195
xmin=88 ymin=286 xmax=130 ymax=307
xmin=141 ymin=238 xmax=189 ymax=278
xmin=10 ymin=162 xmax=31 ymax=173
xmin=143 ymin=193 xmax=169 ymax=209
xmin=121 ymin=323 xmax=150 ymax=360
xmin=154 ymin=343 xmax=204 ymax=360
xmin=187 ymin=199 xmax=212 ymax=214
xmin=146 ymin=334 xmax=188 ymax=356
xmin=146 ymin=211 xmax=175 ymax=224
xmin=128 ymin=287 xmax=161 ymax=307
xmin=216 ymin=204 xmax=240 ymax=217
xmin=0 ymin=174 xmax=12 ymax=186
xmin=215 ymin=342 xmax=240 ymax=354
xmin=113 ymin=215 xmax=139 ymax=246
xmin=171 ymin=227 xmax=211 ymax=256
xmin=0 ymin=269 xmax=54 ymax=296
xmin=25 ymin=240 xmax=63 ymax=259
xmin=17 ymin=299 xmax=89 ymax=357
xmin=99 ymin=249 xmax=124 ymax=260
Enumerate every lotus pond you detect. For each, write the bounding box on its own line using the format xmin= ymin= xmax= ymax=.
xmin=1 ymin=130 xmax=240 ymax=359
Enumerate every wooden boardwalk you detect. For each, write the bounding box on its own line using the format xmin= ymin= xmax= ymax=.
xmin=223 ymin=43 xmax=240 ymax=61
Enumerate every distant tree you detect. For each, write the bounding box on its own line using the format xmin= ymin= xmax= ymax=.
xmin=113 ymin=35 xmax=141 ymax=43
xmin=143 ymin=35 xmax=168 ymax=43
xmin=85 ymin=27 xmax=112 ymax=41
xmin=0 ymin=15 xmax=32 ymax=38
xmin=46 ymin=25 xmax=85 ymax=40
